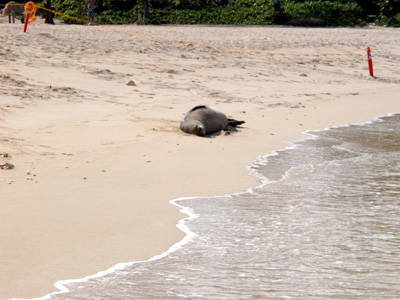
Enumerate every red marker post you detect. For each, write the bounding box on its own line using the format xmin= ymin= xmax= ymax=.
xmin=367 ymin=47 xmax=374 ymax=77
xmin=23 ymin=2 xmax=35 ymax=32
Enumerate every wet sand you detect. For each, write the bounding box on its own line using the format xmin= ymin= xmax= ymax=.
xmin=1 ymin=19 xmax=399 ymax=299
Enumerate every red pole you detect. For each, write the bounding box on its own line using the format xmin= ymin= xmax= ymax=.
xmin=23 ymin=2 xmax=34 ymax=33
xmin=367 ymin=47 xmax=374 ymax=77
xmin=23 ymin=13 xmax=30 ymax=32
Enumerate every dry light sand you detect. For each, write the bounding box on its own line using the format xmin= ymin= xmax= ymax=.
xmin=0 ymin=17 xmax=399 ymax=300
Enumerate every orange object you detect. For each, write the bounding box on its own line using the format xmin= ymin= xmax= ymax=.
xmin=23 ymin=1 xmax=36 ymax=32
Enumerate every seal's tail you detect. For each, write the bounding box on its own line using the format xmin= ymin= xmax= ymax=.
xmin=227 ymin=119 xmax=245 ymax=127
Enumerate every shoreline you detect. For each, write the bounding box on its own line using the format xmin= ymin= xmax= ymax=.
xmin=39 ymin=111 xmax=400 ymax=300
xmin=1 ymin=23 xmax=400 ymax=300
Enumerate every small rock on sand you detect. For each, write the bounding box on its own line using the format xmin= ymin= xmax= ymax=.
xmin=0 ymin=162 xmax=14 ymax=170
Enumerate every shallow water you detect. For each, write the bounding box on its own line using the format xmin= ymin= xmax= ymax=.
xmin=46 ymin=114 xmax=400 ymax=300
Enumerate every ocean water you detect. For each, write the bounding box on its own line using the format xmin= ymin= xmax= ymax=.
xmin=44 ymin=114 xmax=400 ymax=300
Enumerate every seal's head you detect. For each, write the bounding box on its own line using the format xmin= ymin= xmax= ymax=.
xmin=189 ymin=122 xmax=206 ymax=136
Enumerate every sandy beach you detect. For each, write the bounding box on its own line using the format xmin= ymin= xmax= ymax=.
xmin=1 ymin=17 xmax=399 ymax=299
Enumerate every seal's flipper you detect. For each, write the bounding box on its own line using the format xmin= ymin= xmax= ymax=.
xmin=227 ymin=119 xmax=245 ymax=127
xmin=225 ymin=125 xmax=238 ymax=133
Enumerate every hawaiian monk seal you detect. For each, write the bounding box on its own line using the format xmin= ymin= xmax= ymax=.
xmin=180 ymin=105 xmax=245 ymax=136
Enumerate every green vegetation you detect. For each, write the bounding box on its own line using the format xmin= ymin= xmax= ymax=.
xmin=43 ymin=0 xmax=400 ymax=27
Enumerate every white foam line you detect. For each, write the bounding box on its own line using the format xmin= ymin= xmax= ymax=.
xmin=11 ymin=197 xmax=200 ymax=300
xmin=14 ymin=112 xmax=398 ymax=300
xmin=233 ymin=113 xmax=398 ymax=195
